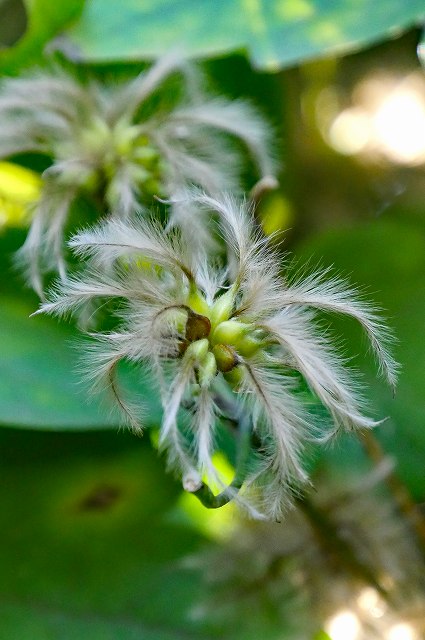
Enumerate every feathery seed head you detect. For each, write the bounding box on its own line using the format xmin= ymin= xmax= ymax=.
xmin=38 ymin=193 xmax=398 ymax=520
xmin=54 ymin=117 xmax=164 ymax=199
xmin=0 ymin=55 xmax=275 ymax=295
xmin=167 ymin=287 xmax=267 ymax=391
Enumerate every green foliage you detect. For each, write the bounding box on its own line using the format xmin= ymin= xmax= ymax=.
xmin=0 ymin=294 xmax=162 ymax=429
xmin=0 ymin=428 xmax=210 ymax=639
xmin=0 ymin=0 xmax=84 ymax=75
xmin=295 ymin=216 xmax=425 ymax=500
xmin=0 ymin=2 xmax=424 ymax=638
xmin=0 ymin=427 xmax=295 ymax=639
xmin=65 ymin=0 xmax=425 ymax=70
xmin=0 ymin=230 xmax=162 ymax=430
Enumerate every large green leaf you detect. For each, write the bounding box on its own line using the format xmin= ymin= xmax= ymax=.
xmin=0 ymin=294 xmax=162 ymax=429
xmin=0 ymin=0 xmax=84 ymax=75
xmin=0 ymin=428 xmax=210 ymax=639
xmin=294 ymin=216 xmax=425 ymax=500
xmin=0 ymin=229 xmax=162 ymax=430
xmin=64 ymin=0 xmax=425 ymax=70
xmin=0 ymin=428 xmax=292 ymax=639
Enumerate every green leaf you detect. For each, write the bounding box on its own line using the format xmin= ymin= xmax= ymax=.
xmin=0 ymin=428 xmax=215 ymax=639
xmin=294 ymin=216 xmax=425 ymax=500
xmin=0 ymin=428 xmax=295 ymax=639
xmin=0 ymin=0 xmax=84 ymax=75
xmin=0 ymin=293 xmax=162 ymax=429
xmin=64 ymin=0 xmax=425 ymax=71
xmin=0 ymin=229 xmax=161 ymax=430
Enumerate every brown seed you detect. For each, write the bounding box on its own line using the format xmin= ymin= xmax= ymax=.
xmin=213 ymin=343 xmax=238 ymax=373
xmin=185 ymin=313 xmax=211 ymax=342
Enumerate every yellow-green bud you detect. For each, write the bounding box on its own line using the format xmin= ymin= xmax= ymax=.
xmin=56 ymin=165 xmax=93 ymax=189
xmin=188 ymin=288 xmax=210 ymax=317
xmin=135 ymin=134 xmax=150 ymax=147
xmin=210 ymin=289 xmax=235 ymax=328
xmin=129 ymin=165 xmax=150 ymax=184
xmin=159 ymin=308 xmax=187 ymax=334
xmin=212 ymin=343 xmax=238 ymax=373
xmin=143 ymin=178 xmax=161 ymax=195
xmin=186 ymin=338 xmax=209 ymax=361
xmin=113 ymin=124 xmax=139 ymax=156
xmin=198 ymin=351 xmax=217 ymax=387
xmin=223 ymin=364 xmax=245 ymax=387
xmin=81 ymin=116 xmax=110 ymax=153
xmin=134 ymin=146 xmax=160 ymax=169
xmin=211 ymin=320 xmax=252 ymax=347
xmin=81 ymin=168 xmax=100 ymax=192
xmin=236 ymin=334 xmax=264 ymax=357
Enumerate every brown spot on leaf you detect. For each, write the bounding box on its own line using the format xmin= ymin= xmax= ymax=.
xmin=78 ymin=484 xmax=122 ymax=512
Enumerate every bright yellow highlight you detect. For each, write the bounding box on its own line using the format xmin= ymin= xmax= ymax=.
xmin=324 ymin=72 xmax=425 ymax=165
xmin=329 ymin=107 xmax=371 ymax=155
xmin=374 ymin=88 xmax=425 ymax=164
xmin=325 ymin=610 xmax=361 ymax=640
xmin=0 ymin=162 xmax=41 ymax=228
xmin=386 ymin=623 xmax=417 ymax=640
xmin=356 ymin=587 xmax=386 ymax=619
xmin=171 ymin=452 xmax=238 ymax=540
xmin=200 ymin=452 xmax=236 ymax=494
xmin=210 ymin=452 xmax=235 ymax=486
xmin=176 ymin=491 xmax=237 ymax=540
xmin=260 ymin=192 xmax=293 ymax=237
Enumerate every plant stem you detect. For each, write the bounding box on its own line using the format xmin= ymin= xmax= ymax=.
xmin=192 ymin=400 xmax=253 ymax=510
xmin=360 ymin=430 xmax=425 ymax=552
xmin=296 ymin=494 xmax=391 ymax=599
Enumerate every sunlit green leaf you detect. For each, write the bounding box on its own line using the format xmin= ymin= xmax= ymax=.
xmin=65 ymin=0 xmax=425 ymax=71
xmin=0 ymin=161 xmax=42 ymax=228
xmin=295 ymin=216 xmax=425 ymax=500
xmin=313 ymin=632 xmax=332 ymax=640
xmin=0 ymin=0 xmax=84 ymax=75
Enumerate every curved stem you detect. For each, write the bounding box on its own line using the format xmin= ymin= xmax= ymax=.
xmin=249 ymin=175 xmax=279 ymax=209
xmin=191 ymin=400 xmax=253 ymax=509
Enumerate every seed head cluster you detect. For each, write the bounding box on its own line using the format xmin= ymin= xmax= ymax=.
xmin=39 ymin=193 xmax=397 ymax=519
xmin=1 ymin=50 xmax=398 ymax=518
xmin=0 ymin=54 xmax=275 ymax=295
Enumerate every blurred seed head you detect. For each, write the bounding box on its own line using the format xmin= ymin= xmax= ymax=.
xmin=0 ymin=53 xmax=276 ymax=295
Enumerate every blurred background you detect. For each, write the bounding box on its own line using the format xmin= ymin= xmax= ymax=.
xmin=1 ymin=1 xmax=425 ymax=638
